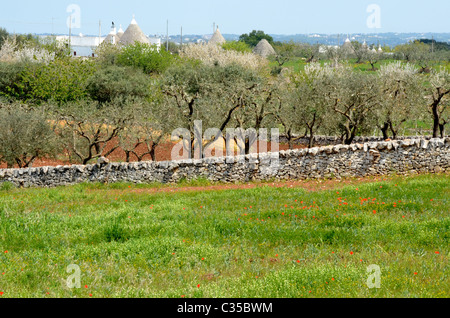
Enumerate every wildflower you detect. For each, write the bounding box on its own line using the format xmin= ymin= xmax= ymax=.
xmin=89 ymin=293 xmax=93 ymax=297
xmin=0 ymin=292 xmax=3 ymax=296
xmin=435 ymin=251 xmax=440 ymax=254
xmin=414 ymin=272 xmax=418 ymax=275
xmin=197 ymin=284 xmax=201 ymax=288
xmin=85 ymin=285 xmax=88 ymax=289
xmin=350 ymin=251 xmax=354 ymax=255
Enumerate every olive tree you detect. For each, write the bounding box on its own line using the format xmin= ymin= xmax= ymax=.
xmin=117 ymin=96 xmax=171 ymax=162
xmin=160 ymin=61 xmax=263 ymax=158
xmin=425 ymin=68 xmax=450 ymax=137
xmin=277 ymin=62 xmax=337 ymax=149
xmin=53 ymin=99 xmax=134 ymax=164
xmin=0 ymin=103 xmax=58 ymax=168
xmin=329 ymin=66 xmax=379 ymax=144
xmin=374 ymin=62 xmax=422 ymax=139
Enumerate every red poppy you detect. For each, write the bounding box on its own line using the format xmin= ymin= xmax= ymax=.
xmin=414 ymin=272 xmax=418 ymax=275
xmin=89 ymin=293 xmax=93 ymax=297
xmin=0 ymin=292 xmax=3 ymax=296
xmin=373 ymin=210 xmax=377 ymax=214
xmin=85 ymin=285 xmax=88 ymax=289
xmin=4 ymin=251 xmax=7 ymax=253
xmin=350 ymin=251 xmax=354 ymax=255
xmin=197 ymin=284 xmax=201 ymax=288
xmin=435 ymin=251 xmax=440 ymax=254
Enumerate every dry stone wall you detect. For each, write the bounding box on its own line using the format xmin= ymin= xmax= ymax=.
xmin=0 ymin=137 xmax=449 ymax=188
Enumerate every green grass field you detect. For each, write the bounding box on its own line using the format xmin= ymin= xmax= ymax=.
xmin=270 ymin=58 xmax=450 ymax=74
xmin=0 ymin=173 xmax=448 ymax=298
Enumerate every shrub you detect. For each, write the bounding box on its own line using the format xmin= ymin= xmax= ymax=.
xmin=0 ymin=37 xmax=55 ymax=64
xmin=93 ymin=42 xmax=122 ymax=67
xmin=117 ymin=42 xmax=175 ymax=75
xmin=86 ymin=65 xmax=152 ymax=103
xmin=222 ymin=41 xmax=252 ymax=53
xmin=19 ymin=58 xmax=96 ymax=103
xmin=179 ymin=43 xmax=268 ymax=70
xmin=0 ymin=103 xmax=58 ymax=168
xmin=0 ymin=61 xmax=30 ymax=99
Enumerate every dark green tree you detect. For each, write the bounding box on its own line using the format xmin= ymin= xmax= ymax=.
xmin=239 ymin=30 xmax=274 ymax=48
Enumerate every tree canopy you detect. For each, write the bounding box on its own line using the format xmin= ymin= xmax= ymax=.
xmin=239 ymin=30 xmax=274 ymax=48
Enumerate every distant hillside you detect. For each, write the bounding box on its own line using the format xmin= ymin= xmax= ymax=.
xmin=418 ymin=39 xmax=450 ymax=51
xmin=36 ymin=32 xmax=450 ymax=48
xmin=171 ymin=32 xmax=450 ymax=48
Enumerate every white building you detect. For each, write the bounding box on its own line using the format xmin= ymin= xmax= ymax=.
xmin=40 ymin=15 xmax=161 ymax=57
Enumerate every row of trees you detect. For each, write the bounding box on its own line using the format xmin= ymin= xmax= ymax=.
xmin=0 ymin=31 xmax=448 ymax=168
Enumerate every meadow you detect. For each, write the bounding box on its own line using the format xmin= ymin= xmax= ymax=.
xmin=0 ymin=173 xmax=448 ymax=298
xmin=269 ymin=57 xmax=450 ymax=74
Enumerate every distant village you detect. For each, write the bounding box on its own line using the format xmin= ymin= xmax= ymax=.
xmin=38 ymin=15 xmax=401 ymax=57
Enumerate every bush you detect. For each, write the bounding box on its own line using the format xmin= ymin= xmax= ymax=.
xmin=222 ymin=41 xmax=252 ymax=53
xmin=19 ymin=58 xmax=96 ymax=103
xmin=180 ymin=43 xmax=268 ymax=70
xmin=86 ymin=65 xmax=152 ymax=103
xmin=117 ymin=42 xmax=175 ymax=75
xmin=0 ymin=104 xmax=58 ymax=168
xmin=93 ymin=42 xmax=122 ymax=67
xmin=0 ymin=61 xmax=29 ymax=99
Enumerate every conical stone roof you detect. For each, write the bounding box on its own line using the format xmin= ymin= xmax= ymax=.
xmin=209 ymin=27 xmax=226 ymax=45
xmin=252 ymin=39 xmax=276 ymax=58
xmin=119 ymin=16 xmax=150 ymax=46
xmin=117 ymin=25 xmax=124 ymax=39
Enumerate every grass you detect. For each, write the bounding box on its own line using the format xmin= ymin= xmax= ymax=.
xmin=0 ymin=173 xmax=448 ymax=298
xmin=270 ymin=57 xmax=450 ymax=74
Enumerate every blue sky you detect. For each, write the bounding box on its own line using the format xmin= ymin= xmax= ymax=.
xmin=0 ymin=0 xmax=449 ymax=36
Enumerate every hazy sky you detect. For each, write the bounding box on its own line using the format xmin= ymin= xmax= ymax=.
xmin=0 ymin=0 xmax=449 ymax=36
